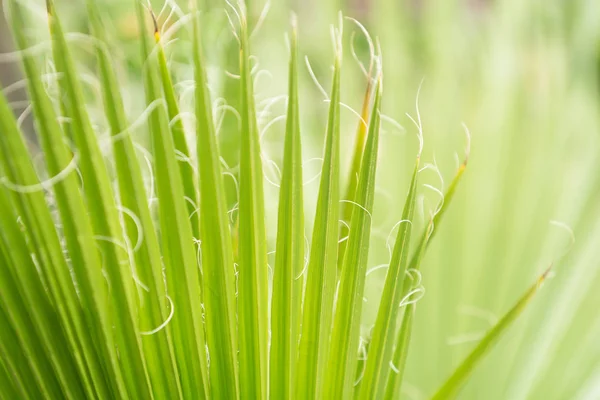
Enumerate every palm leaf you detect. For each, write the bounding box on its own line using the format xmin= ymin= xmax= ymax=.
xmin=431 ymin=269 xmax=552 ymax=399
xmin=324 ymin=76 xmax=382 ymax=399
xmin=358 ymin=155 xmax=421 ymax=399
xmin=269 ymin=14 xmax=305 ymax=400
xmin=295 ymin=24 xmax=343 ymax=400
xmin=192 ymin=3 xmax=240 ymax=398
xmin=134 ymin=1 xmax=209 ymax=396
xmin=236 ymin=4 xmax=269 ymax=397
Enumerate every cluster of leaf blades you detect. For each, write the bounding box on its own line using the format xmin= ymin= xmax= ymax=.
xmin=0 ymin=0 xmax=550 ymax=399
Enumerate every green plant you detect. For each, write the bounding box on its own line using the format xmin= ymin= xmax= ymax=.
xmin=0 ymin=0 xmax=553 ymax=399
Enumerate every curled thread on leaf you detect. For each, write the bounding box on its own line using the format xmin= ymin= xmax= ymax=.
xmin=0 ymin=40 xmax=51 ymax=63
xmin=95 ymin=232 xmax=149 ymax=292
xmin=1 ymin=152 xmax=79 ymax=193
xmin=380 ymin=114 xmax=406 ymax=136
xmin=324 ymin=99 xmax=368 ymax=127
xmin=345 ymin=16 xmax=376 ymax=82
xmin=223 ymin=0 xmax=241 ymax=43
xmin=338 ymin=220 xmax=351 ymax=244
xmin=340 ymin=199 xmax=373 ymax=220
xmin=227 ymin=203 xmax=239 ymax=224
xmin=140 ymin=295 xmax=175 ymax=335
xmin=170 ymin=112 xmax=196 ymax=129
xmin=406 ymin=79 xmax=425 ymax=156
xmin=160 ymin=12 xmax=194 ymax=43
xmin=2 ymin=70 xmax=94 ymax=98
xmin=253 ymin=70 xmax=273 ymax=100
xmin=0 ymin=30 xmax=116 ymax=64
xmin=222 ymin=171 xmax=239 ymax=200
xmin=94 ymin=235 xmax=128 ymax=252
xmin=399 ymin=286 xmax=425 ymax=307
xmin=419 ymin=159 xmax=445 ymax=190
xmin=134 ymin=143 xmax=155 ymax=200
xmin=302 ymin=158 xmax=324 ymax=186
xmin=261 ymin=156 xmax=282 ymax=188
xmin=294 ymin=235 xmax=311 ymax=281
xmin=549 ymin=220 xmax=576 ymax=259
xmin=184 ymin=196 xmax=200 ymax=220
xmin=214 ymin=102 xmax=242 ymax=133
xmin=258 ymin=94 xmax=287 ymax=122
xmin=305 ymin=56 xmax=328 ymax=100
xmin=259 ymin=114 xmax=286 ymax=142
xmin=250 ymin=0 xmax=271 ymax=39
xmin=406 ymin=268 xmax=423 ymax=286
xmin=366 ymin=263 xmax=389 ymax=276
xmin=423 ymin=184 xmax=445 ymax=216
xmin=17 ymin=104 xmax=32 ymax=130
xmin=386 ymin=219 xmax=413 ymax=257
xmin=354 ymin=338 xmax=368 ymax=386
xmin=194 ymin=238 xmax=203 ymax=276
xmin=101 ymin=99 xmax=166 ymax=149
xmin=117 ymin=205 xmax=144 ymax=253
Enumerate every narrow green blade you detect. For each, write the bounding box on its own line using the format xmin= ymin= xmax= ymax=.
xmin=0 ymin=203 xmax=57 ymax=399
xmin=358 ymin=156 xmax=421 ymax=400
xmin=383 ymin=303 xmax=415 ymax=400
xmin=0 ymin=302 xmax=41 ymax=400
xmin=192 ymin=5 xmax=239 ymax=398
xmin=383 ymin=221 xmax=431 ymax=400
xmin=324 ymin=77 xmax=382 ymax=399
xmin=7 ymin=2 xmax=121 ymax=397
xmin=0 ymin=352 xmax=23 ymax=400
xmin=134 ymin=2 xmax=209 ymax=397
xmin=338 ymin=76 xmax=374 ymax=271
xmin=296 ymin=29 xmax=343 ymax=400
xmin=153 ymin=14 xmax=199 ymax=240
xmin=431 ymin=269 xmax=551 ymax=400
xmin=0 ymin=92 xmax=86 ymax=399
xmin=46 ymin=1 xmax=153 ymax=397
xmin=384 ymin=158 xmax=468 ymax=399
xmin=411 ymin=159 xmax=468 ymax=270
xmin=269 ymin=15 xmax=305 ymax=400
xmin=85 ymin=2 xmax=182 ymax=397
xmin=237 ymin=5 xmax=269 ymax=398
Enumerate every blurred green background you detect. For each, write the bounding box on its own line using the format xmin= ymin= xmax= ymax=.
xmin=2 ymin=0 xmax=599 ymax=398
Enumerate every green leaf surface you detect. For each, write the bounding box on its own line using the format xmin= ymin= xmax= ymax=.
xmin=153 ymin=15 xmax=199 ymax=240
xmin=0 ymin=353 xmax=22 ymax=400
xmin=7 ymin=2 xmax=122 ymax=397
xmin=358 ymin=155 xmax=420 ymax=400
xmin=384 ymin=158 xmax=468 ymax=398
xmin=0 ymin=91 xmax=86 ymax=399
xmin=338 ymin=76 xmax=373 ymax=271
xmin=0 ymin=222 xmax=52 ymax=399
xmin=269 ymin=15 xmax=305 ymax=400
xmin=324 ymin=77 xmax=382 ymax=399
xmin=0 ymin=303 xmax=40 ymax=400
xmin=295 ymin=29 xmax=343 ymax=400
xmin=46 ymin=1 xmax=153 ymax=397
xmin=85 ymin=1 xmax=182 ymax=397
xmin=192 ymin=5 xmax=239 ymax=399
xmin=237 ymin=6 xmax=269 ymax=398
xmin=134 ymin=1 xmax=210 ymax=397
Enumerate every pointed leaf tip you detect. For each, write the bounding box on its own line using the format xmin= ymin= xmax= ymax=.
xmin=431 ymin=268 xmax=551 ymax=400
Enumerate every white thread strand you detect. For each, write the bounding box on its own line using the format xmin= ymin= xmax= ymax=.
xmin=140 ymin=296 xmax=175 ymax=336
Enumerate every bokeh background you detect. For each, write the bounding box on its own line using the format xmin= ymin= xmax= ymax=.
xmin=1 ymin=0 xmax=600 ymax=398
